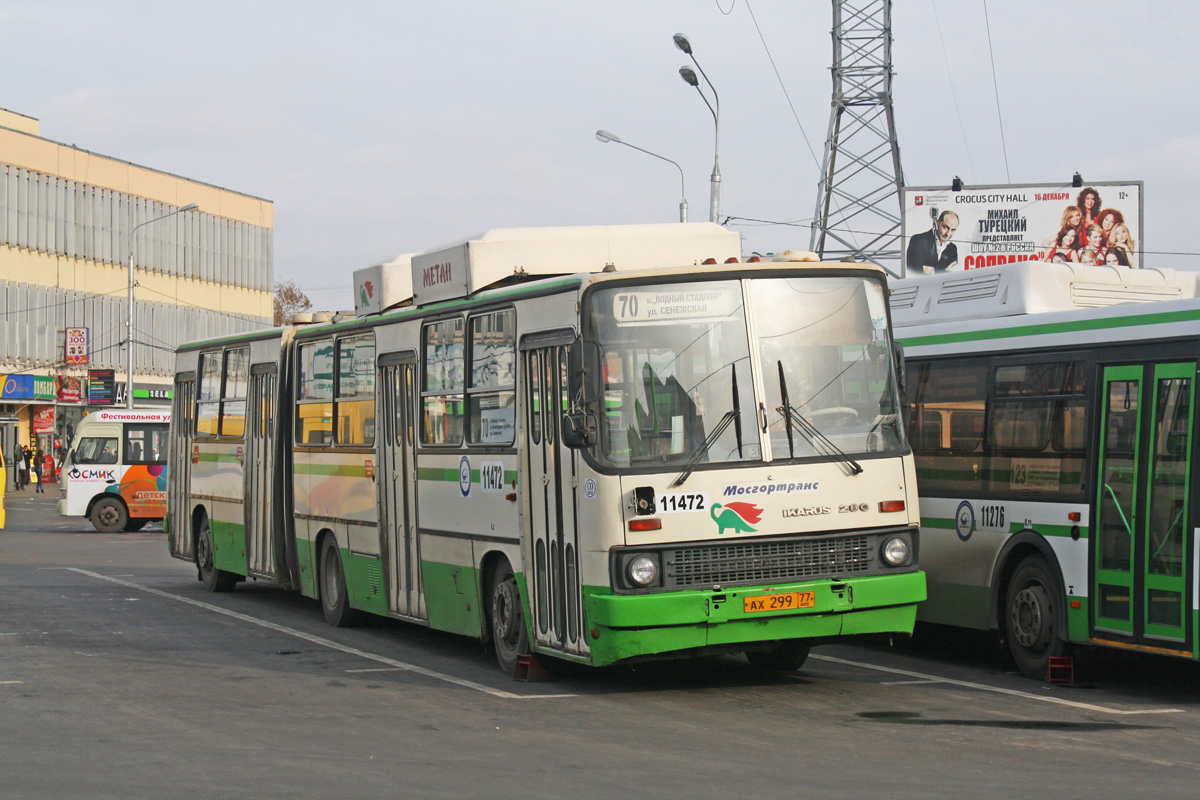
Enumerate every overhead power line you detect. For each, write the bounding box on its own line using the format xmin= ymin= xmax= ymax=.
xmin=982 ymin=0 xmax=1011 ymax=182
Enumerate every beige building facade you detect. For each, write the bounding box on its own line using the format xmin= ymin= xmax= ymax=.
xmin=0 ymin=107 xmax=273 ymax=482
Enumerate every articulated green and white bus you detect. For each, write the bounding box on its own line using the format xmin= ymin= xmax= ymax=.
xmin=893 ymin=261 xmax=1200 ymax=677
xmin=168 ymin=223 xmax=923 ymax=676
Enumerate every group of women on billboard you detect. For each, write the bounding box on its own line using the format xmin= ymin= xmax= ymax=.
xmin=1041 ymin=186 xmax=1138 ymax=267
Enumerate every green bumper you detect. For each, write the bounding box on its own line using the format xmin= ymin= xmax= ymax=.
xmin=580 ymin=571 xmax=926 ymax=667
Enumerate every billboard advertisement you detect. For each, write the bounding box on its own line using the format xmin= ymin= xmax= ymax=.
xmin=87 ymin=369 xmax=116 ymax=406
xmin=65 ymin=327 xmax=89 ymax=366
xmin=901 ymin=181 xmax=1143 ymax=277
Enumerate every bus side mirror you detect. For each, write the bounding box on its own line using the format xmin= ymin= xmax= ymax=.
xmin=566 ymin=337 xmax=586 ymax=402
xmin=563 ymin=337 xmax=597 ymax=448
xmin=562 ymin=411 xmax=597 ymax=449
xmin=892 ymin=340 xmax=907 ymax=405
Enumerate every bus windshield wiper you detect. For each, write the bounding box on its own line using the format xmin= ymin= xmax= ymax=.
xmin=777 ymin=360 xmax=862 ymax=476
xmin=672 ymin=363 xmax=741 ymax=488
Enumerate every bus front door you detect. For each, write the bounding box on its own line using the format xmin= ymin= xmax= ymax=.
xmin=378 ymin=359 xmax=425 ymax=620
xmin=1094 ymin=363 xmax=1194 ymax=651
xmin=524 ymin=346 xmax=588 ymax=660
xmin=168 ymin=377 xmax=196 ymax=559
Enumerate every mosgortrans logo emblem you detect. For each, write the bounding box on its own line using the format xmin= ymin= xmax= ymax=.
xmin=710 ymin=502 xmax=762 ymax=535
xmin=955 ymin=500 xmax=976 ymax=541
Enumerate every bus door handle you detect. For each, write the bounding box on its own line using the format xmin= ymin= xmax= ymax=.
xmin=758 ymin=403 xmax=768 ymax=433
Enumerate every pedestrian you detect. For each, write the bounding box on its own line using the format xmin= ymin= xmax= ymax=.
xmin=32 ymin=449 xmax=44 ymax=493
xmin=21 ymin=445 xmax=32 ymax=488
xmin=11 ymin=442 xmax=23 ymax=490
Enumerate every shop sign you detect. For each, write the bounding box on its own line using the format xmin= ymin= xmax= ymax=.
xmin=33 ymin=405 xmax=55 ymax=433
xmin=88 ymin=369 xmax=116 ymax=405
xmin=58 ymin=375 xmax=84 ymax=403
xmin=1 ymin=375 xmax=34 ymax=399
xmin=33 ymin=375 xmax=56 ymax=400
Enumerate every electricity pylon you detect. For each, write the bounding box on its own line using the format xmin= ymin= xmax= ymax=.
xmin=809 ymin=0 xmax=905 ymax=274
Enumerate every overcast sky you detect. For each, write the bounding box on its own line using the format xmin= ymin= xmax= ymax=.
xmin=3 ymin=1 xmax=1198 ymax=310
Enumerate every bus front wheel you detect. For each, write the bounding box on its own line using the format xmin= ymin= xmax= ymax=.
xmin=490 ymin=559 xmax=530 ymax=676
xmin=90 ymin=497 xmax=128 ymax=533
xmin=197 ymin=516 xmax=237 ymax=592
xmin=1005 ymin=555 xmax=1068 ymax=679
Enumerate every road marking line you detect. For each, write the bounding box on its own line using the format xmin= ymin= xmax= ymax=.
xmin=0 ymin=681 xmax=23 ymax=685
xmin=811 ymin=653 xmax=1183 ymax=715
xmin=345 ymin=667 xmax=407 ymax=674
xmin=66 ymin=568 xmax=575 ymax=701
xmin=881 ymin=679 xmax=943 ymax=686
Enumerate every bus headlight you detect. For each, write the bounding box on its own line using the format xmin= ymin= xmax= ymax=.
xmin=881 ymin=536 xmax=910 ymax=567
xmin=627 ymin=554 xmax=659 ymax=587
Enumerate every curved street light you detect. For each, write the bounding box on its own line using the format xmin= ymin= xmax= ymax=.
xmin=126 ymin=202 xmax=198 ymax=408
xmin=674 ymin=33 xmax=721 ymax=224
xmin=595 ymin=130 xmax=688 ymax=222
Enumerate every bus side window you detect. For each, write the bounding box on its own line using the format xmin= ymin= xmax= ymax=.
xmin=296 ymin=340 xmax=334 ymax=446
xmin=336 ymin=334 xmax=376 ymax=445
xmin=915 ymin=411 xmax=942 ymax=451
xmin=467 ymin=310 xmax=515 ymax=446
xmin=422 ymin=318 xmax=465 ymax=445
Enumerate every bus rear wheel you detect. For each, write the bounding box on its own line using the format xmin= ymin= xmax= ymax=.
xmin=1005 ymin=555 xmax=1068 ymax=679
xmin=197 ymin=516 xmax=237 ymax=592
xmin=320 ymin=537 xmax=361 ymax=627
xmin=490 ymin=558 xmax=530 ymax=677
xmin=90 ymin=497 xmax=128 ymax=533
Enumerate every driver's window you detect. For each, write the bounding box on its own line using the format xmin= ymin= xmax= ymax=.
xmin=75 ymin=436 xmax=118 ymax=465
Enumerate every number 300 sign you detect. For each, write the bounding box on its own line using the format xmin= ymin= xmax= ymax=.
xmin=65 ymin=327 xmax=89 ymax=365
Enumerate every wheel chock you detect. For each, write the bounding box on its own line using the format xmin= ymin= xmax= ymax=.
xmin=513 ymin=654 xmax=555 ymax=682
xmin=1046 ymin=656 xmax=1074 ymax=685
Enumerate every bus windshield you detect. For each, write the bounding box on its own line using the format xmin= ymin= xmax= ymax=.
xmin=583 ymin=274 xmax=904 ymax=470
xmin=752 ymin=276 xmax=904 ymax=459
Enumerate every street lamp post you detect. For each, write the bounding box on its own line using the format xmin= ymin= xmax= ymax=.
xmin=126 ymin=203 xmax=198 ymax=408
xmin=674 ymin=33 xmax=721 ymax=224
xmin=595 ymin=130 xmax=688 ymax=222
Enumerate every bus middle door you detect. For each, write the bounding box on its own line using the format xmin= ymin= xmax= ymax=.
xmin=378 ymin=357 xmax=425 ymax=620
xmin=1094 ymin=362 xmax=1194 ymax=651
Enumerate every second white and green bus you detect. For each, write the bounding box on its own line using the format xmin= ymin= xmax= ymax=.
xmin=894 ymin=261 xmax=1200 ymax=678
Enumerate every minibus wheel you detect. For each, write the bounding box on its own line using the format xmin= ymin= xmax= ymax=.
xmin=90 ymin=497 xmax=128 ymax=533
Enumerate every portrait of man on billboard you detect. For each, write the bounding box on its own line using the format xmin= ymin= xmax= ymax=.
xmin=906 ymin=210 xmax=959 ymax=274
